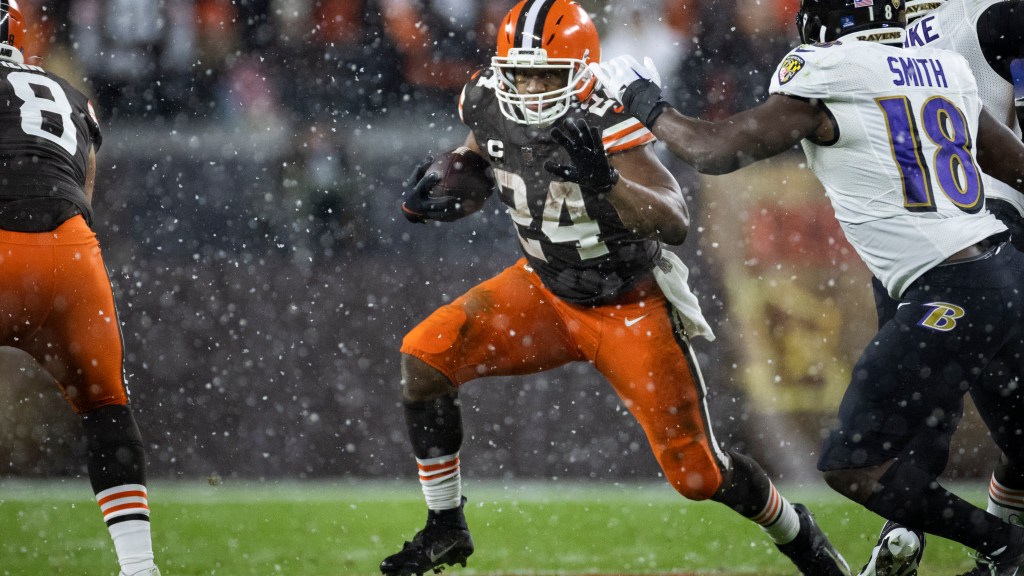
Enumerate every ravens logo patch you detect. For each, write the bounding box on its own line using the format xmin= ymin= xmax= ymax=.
xmin=778 ymin=55 xmax=805 ymax=85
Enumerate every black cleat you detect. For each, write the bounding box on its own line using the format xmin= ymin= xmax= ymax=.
xmin=380 ymin=497 xmax=474 ymax=576
xmin=776 ymin=503 xmax=852 ymax=576
xmin=957 ymin=547 xmax=1024 ymax=576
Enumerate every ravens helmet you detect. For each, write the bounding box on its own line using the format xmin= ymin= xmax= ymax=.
xmin=0 ymin=0 xmax=26 ymax=64
xmin=796 ymin=0 xmax=906 ymax=45
xmin=491 ymin=0 xmax=600 ymax=125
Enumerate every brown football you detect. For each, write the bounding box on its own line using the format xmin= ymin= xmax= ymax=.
xmin=426 ymin=147 xmax=495 ymax=216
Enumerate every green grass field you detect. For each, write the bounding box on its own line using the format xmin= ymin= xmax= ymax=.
xmin=0 ymin=479 xmax=987 ymax=575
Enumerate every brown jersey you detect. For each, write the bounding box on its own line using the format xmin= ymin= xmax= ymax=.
xmin=0 ymin=61 xmax=102 ymax=231
xmin=459 ymin=68 xmax=660 ymax=306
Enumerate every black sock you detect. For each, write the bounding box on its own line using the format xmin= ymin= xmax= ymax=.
xmin=404 ymin=394 xmax=463 ymax=460
xmin=428 ymin=497 xmax=468 ymax=529
xmin=867 ymin=459 xmax=1018 ymax=556
xmin=712 ymin=451 xmax=773 ymax=517
xmin=82 ymin=405 xmax=147 ymax=495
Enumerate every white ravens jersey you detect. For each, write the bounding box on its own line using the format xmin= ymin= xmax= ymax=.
xmin=905 ymin=0 xmax=1023 ymax=215
xmin=769 ymin=39 xmax=1006 ymax=298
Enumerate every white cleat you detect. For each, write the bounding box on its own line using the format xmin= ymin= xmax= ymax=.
xmin=858 ymin=521 xmax=925 ymax=576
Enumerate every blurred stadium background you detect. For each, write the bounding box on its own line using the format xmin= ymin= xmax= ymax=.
xmin=0 ymin=0 xmax=1010 ymax=492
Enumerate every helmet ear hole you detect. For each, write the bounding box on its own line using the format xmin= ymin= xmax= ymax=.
xmin=796 ymin=10 xmax=826 ymax=44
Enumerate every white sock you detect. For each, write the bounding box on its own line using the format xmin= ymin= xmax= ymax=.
xmin=752 ymin=484 xmax=801 ymax=544
xmin=417 ymin=452 xmax=462 ymax=511
xmin=109 ymin=521 xmax=155 ymax=574
xmin=96 ymin=484 xmax=155 ymax=574
xmin=988 ymin=474 xmax=1024 ymax=527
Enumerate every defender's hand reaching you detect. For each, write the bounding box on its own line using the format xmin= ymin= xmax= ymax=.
xmin=590 ymin=56 xmax=671 ymax=130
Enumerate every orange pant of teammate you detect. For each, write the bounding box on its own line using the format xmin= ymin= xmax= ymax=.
xmin=402 ymin=258 xmax=728 ymax=500
xmin=0 ymin=215 xmax=127 ymax=413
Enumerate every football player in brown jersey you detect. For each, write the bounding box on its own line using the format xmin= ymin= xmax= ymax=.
xmin=0 ymin=3 xmax=160 ymax=575
xmin=381 ymin=1 xmax=851 ymax=575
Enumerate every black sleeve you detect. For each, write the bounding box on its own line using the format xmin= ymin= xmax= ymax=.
xmin=977 ymin=0 xmax=1024 ymax=83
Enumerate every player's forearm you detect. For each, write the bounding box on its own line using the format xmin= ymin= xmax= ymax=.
xmin=650 ymin=96 xmax=819 ymax=175
xmin=606 ymin=180 xmax=689 ymax=244
xmin=651 ymin=109 xmax=748 ymax=175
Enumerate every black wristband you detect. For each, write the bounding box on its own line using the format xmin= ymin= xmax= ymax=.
xmin=622 ymin=79 xmax=673 ymax=130
xmin=645 ymin=101 xmax=671 ymax=131
xmin=590 ymin=167 xmax=621 ymax=196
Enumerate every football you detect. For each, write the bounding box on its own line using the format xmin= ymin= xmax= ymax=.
xmin=426 ymin=146 xmax=495 ymax=216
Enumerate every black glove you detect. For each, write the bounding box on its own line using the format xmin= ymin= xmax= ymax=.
xmin=401 ymin=157 xmax=461 ymax=224
xmin=544 ymin=117 xmax=620 ymax=197
xmin=621 ymin=79 xmax=671 ymax=130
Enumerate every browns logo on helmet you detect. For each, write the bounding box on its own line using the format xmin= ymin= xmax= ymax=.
xmin=491 ymin=0 xmax=600 ymax=125
xmin=0 ymin=0 xmax=26 ymax=64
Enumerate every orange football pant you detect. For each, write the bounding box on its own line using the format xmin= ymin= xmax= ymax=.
xmin=401 ymin=258 xmax=728 ymax=500
xmin=0 ymin=215 xmax=127 ymax=413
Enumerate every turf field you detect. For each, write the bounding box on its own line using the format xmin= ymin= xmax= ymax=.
xmin=0 ymin=479 xmax=987 ymax=575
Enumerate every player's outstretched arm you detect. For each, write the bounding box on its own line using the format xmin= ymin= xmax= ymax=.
xmin=592 ymin=56 xmax=822 ymax=175
xmin=647 ymin=96 xmax=822 ymax=174
xmin=977 ymin=106 xmax=1024 ymax=194
xmin=545 ymin=117 xmax=688 ymax=244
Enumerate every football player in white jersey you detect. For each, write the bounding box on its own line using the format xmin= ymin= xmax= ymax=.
xmin=907 ymin=0 xmax=1024 ymax=503
xmin=904 ymin=0 xmax=1024 ymax=253
xmin=586 ymin=0 xmax=1024 ymax=573
xmin=854 ymin=0 xmax=1024 ymax=574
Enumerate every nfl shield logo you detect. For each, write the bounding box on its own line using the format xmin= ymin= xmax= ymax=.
xmin=522 ymin=147 xmax=535 ymax=165
xmin=778 ymin=55 xmax=805 ymax=85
